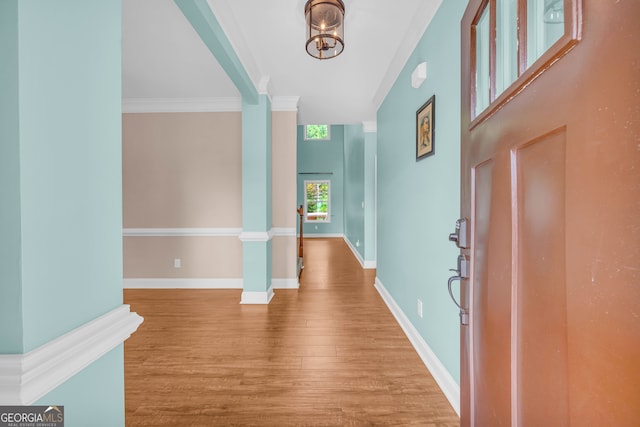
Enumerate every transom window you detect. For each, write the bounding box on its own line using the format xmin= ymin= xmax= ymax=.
xmin=304 ymin=125 xmax=330 ymax=140
xmin=472 ymin=0 xmax=581 ymax=123
xmin=304 ymin=180 xmax=330 ymax=222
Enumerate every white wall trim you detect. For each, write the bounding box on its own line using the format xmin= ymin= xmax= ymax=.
xmin=123 ymin=228 xmax=295 ymax=239
xmin=239 ymin=231 xmax=272 ymax=242
xmin=123 ymin=278 xmax=298 ymax=290
xmin=374 ymin=277 xmax=460 ymax=416
xmin=363 ymin=121 xmax=378 ymax=133
xmin=122 ymin=97 xmax=300 ymax=114
xmin=272 ymin=228 xmax=296 ymax=237
xmin=303 ymin=233 xmax=345 ymax=239
xmin=123 ymin=278 xmax=243 ymax=289
xmin=122 ymin=97 xmax=242 ymax=113
xmin=343 ymin=236 xmax=376 ymax=270
xmin=123 ymin=228 xmax=242 ymax=237
xmin=272 ymin=279 xmax=299 ymax=289
xmin=363 ymin=260 xmax=377 ymax=269
xmin=271 ymin=96 xmax=300 ymax=112
xmin=258 ymin=76 xmax=271 ymax=96
xmin=240 ymin=287 xmax=275 ymax=304
xmin=0 ymin=305 xmax=143 ymax=405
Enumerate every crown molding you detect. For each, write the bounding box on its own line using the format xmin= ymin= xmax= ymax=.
xmin=271 ymin=97 xmax=300 ymax=112
xmin=363 ymin=121 xmax=377 ymax=133
xmin=259 ymin=76 xmax=271 ymax=96
xmin=122 ymin=97 xmax=300 ymax=114
xmin=122 ymin=97 xmax=242 ymax=113
xmin=372 ymin=0 xmax=443 ymax=110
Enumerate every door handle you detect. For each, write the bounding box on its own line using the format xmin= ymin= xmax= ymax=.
xmin=448 ymin=275 xmax=464 ymax=310
xmin=447 ymin=276 xmax=469 ymax=325
xmin=448 ymin=254 xmax=469 ymax=325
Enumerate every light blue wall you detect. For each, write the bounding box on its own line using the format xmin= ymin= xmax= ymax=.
xmin=0 ymin=0 xmax=23 ymax=354
xmin=18 ymin=0 xmax=123 ymax=352
xmin=363 ymin=131 xmax=377 ymax=262
xmin=0 ymin=1 xmax=126 ymax=424
xmin=242 ymin=96 xmax=272 ymax=232
xmin=297 ymin=125 xmax=345 ymax=235
xmin=377 ymin=0 xmax=465 ymax=383
xmin=36 ymin=346 xmax=125 ymax=427
xmin=344 ymin=125 xmax=365 ymax=258
xmin=241 ymin=96 xmax=273 ymax=293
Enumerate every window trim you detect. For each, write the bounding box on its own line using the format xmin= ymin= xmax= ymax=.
xmin=304 ymin=125 xmax=331 ymax=141
xmin=470 ymin=0 xmax=582 ymax=130
xmin=303 ymin=180 xmax=331 ymax=223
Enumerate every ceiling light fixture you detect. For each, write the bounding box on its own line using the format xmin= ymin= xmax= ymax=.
xmin=305 ymin=0 xmax=345 ymax=60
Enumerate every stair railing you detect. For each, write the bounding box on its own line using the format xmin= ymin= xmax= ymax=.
xmin=297 ymin=204 xmax=304 ymax=276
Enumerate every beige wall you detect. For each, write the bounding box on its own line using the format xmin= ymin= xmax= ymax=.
xmin=122 ymin=112 xmax=242 ymax=228
xmin=271 ymin=111 xmax=298 ymax=281
xmin=271 ymin=236 xmax=297 ymax=279
xmin=124 ymin=236 xmax=242 ymax=278
xmin=122 ymin=110 xmax=298 ymax=284
xmin=122 ymin=112 xmax=242 ymax=280
xmin=272 ymin=111 xmax=297 ymax=228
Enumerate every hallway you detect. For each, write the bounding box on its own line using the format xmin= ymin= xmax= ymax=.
xmin=124 ymin=238 xmax=459 ymax=426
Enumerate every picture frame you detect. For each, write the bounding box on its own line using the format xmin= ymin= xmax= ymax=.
xmin=416 ymin=95 xmax=435 ymax=160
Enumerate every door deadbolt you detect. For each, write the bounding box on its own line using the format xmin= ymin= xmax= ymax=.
xmin=448 ymin=218 xmax=469 ymax=249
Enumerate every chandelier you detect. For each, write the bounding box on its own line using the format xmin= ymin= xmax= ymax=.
xmin=305 ymin=0 xmax=345 ymax=60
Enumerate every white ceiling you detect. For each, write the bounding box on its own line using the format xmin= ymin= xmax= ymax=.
xmin=122 ymin=0 xmax=442 ymax=125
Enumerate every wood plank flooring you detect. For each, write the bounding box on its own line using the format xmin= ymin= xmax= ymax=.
xmin=124 ymin=238 xmax=459 ymax=426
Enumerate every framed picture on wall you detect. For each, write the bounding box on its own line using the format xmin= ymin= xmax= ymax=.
xmin=416 ymin=95 xmax=435 ymax=160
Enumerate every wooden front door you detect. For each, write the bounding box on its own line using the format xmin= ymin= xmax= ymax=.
xmin=459 ymin=0 xmax=640 ymax=425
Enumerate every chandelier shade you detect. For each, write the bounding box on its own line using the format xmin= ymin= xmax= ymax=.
xmin=305 ymin=0 xmax=345 ymax=60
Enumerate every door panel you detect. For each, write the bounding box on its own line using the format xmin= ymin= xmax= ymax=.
xmin=514 ymin=129 xmax=569 ymax=426
xmin=471 ymin=158 xmax=512 ymax=426
xmin=460 ymin=0 xmax=640 ymax=425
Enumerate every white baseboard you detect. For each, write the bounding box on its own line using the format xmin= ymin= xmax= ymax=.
xmin=271 ymin=278 xmax=299 ymax=289
xmin=124 ymin=278 xmax=297 ymax=290
xmin=343 ymin=236 xmax=376 ymax=270
xmin=303 ymin=233 xmax=345 ymax=238
xmin=374 ymin=277 xmax=460 ymax=416
xmin=123 ymin=278 xmax=243 ymax=289
xmin=240 ymin=287 xmax=275 ymax=304
xmin=0 ymin=305 xmax=143 ymax=405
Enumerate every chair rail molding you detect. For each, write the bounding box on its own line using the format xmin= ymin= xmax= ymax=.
xmin=0 ymin=305 xmax=143 ymax=405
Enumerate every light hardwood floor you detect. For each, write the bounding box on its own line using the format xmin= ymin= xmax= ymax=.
xmin=124 ymin=238 xmax=459 ymax=426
